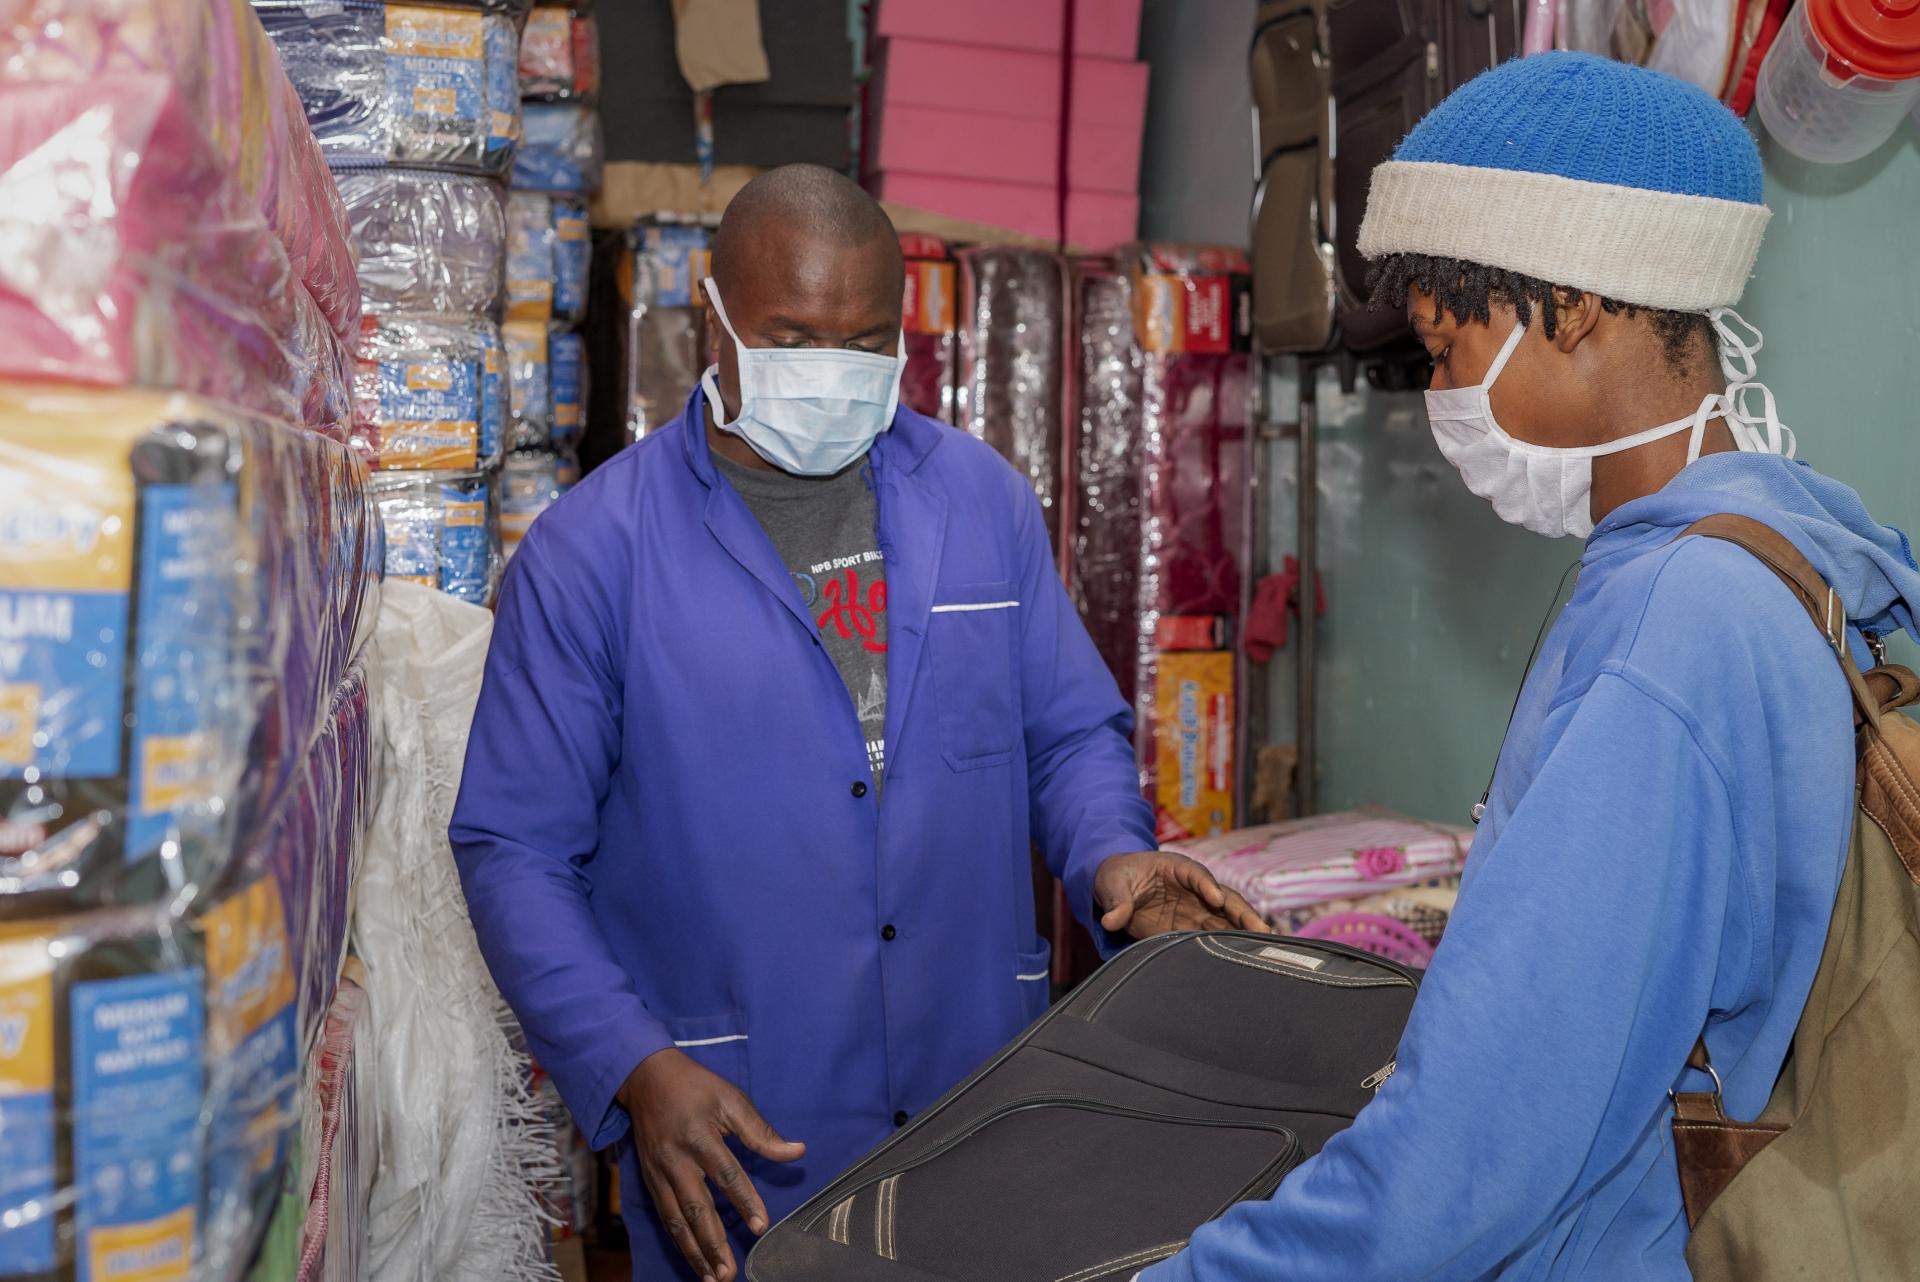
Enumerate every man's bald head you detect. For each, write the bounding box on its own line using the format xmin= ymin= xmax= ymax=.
xmin=712 ymin=164 xmax=902 ymax=298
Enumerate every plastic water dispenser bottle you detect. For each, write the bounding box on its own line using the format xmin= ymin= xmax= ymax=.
xmin=1756 ymin=0 xmax=1920 ymax=163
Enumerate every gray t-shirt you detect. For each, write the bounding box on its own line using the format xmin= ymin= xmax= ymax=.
xmin=715 ymin=451 xmax=889 ymax=788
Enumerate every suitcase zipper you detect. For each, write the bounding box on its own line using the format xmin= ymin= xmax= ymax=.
xmin=1361 ymin=1059 xmax=1396 ymax=1091
xmin=802 ymin=1093 xmax=1301 ymax=1234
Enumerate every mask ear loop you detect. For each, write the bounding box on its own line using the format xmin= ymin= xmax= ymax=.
xmin=1707 ymin=306 xmax=1795 ymax=459
xmin=1685 ymin=394 xmax=1724 ymax=464
xmin=1709 ymin=306 xmax=1762 ymax=383
xmin=1481 ymin=322 xmax=1529 ymax=389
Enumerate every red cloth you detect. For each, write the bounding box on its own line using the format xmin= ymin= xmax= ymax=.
xmin=1245 ymin=555 xmax=1327 ymax=663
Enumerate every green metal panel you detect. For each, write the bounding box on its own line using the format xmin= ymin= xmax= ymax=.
xmin=1272 ymin=130 xmax=1920 ymax=824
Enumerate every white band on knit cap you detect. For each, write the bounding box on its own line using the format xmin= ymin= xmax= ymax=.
xmin=1358 ymin=160 xmax=1772 ymax=312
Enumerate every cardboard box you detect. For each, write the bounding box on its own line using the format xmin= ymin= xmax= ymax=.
xmin=1067 ymin=188 xmax=1139 ymax=248
xmin=870 ymin=111 xmax=1140 ymax=195
xmin=870 ymin=175 xmax=1140 ymax=248
xmin=872 ymin=38 xmax=1149 ymax=127
xmin=874 ymin=0 xmax=1142 ymax=57
xmin=1153 ymin=650 xmax=1235 ymax=843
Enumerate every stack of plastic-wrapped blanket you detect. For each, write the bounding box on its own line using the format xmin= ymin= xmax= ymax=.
xmin=0 ymin=3 xmax=382 ymax=1276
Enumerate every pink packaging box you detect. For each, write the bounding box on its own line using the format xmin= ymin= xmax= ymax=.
xmin=874 ymin=0 xmax=1141 ymax=57
xmin=1067 ymin=189 xmax=1139 ymax=248
xmin=873 ymin=38 xmax=1150 ymax=128
xmin=871 ymin=105 xmax=1142 ymax=193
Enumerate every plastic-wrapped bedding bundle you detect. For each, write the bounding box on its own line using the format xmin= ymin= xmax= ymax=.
xmin=1072 ymin=245 xmax=1254 ymax=842
xmin=623 ymin=224 xmax=712 ymax=440
xmin=1168 ymin=810 xmax=1473 ymax=963
xmin=0 ymin=77 xmax=303 ymax=423
xmin=500 ymin=449 xmax=574 ymax=562
xmin=352 ymin=314 xmax=506 ymax=471
xmin=0 ymin=0 xmax=362 ymax=346
xmin=957 ymin=247 xmax=1070 ymax=544
xmin=899 ymin=234 xmax=958 ymax=424
xmin=503 ymin=321 xmax=587 ymax=450
xmin=294 ymin=965 xmax=376 ymax=1282
xmin=372 ymin=471 xmax=502 ymax=607
xmin=294 ymin=285 xmax=357 ymax=442
xmin=507 ymin=192 xmax=592 ymax=324
xmin=334 ymin=168 xmax=508 ymax=318
xmin=0 ymin=383 xmax=379 ymax=925
xmin=511 ymin=102 xmax=604 ymax=195
xmin=254 ymin=0 xmax=523 ymax=175
xmin=519 ymin=3 xmax=601 ymax=102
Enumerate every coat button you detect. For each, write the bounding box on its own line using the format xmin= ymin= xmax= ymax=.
xmin=881 ymin=924 xmax=897 ymax=941
xmin=851 ymin=780 xmax=868 ymax=798
xmin=893 ymin=1110 xmax=909 ymax=1128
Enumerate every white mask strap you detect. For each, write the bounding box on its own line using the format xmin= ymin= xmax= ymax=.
xmin=1685 ymin=394 xmax=1725 ymax=464
xmin=704 ymin=276 xmax=743 ymax=347
xmin=1710 ymin=306 xmax=1762 ymax=383
xmin=1480 ymin=322 xmax=1528 ymax=388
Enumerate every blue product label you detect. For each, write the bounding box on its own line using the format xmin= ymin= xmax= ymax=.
xmin=386 ymin=7 xmax=486 ymax=129
xmin=71 ymin=970 xmax=203 ymax=1282
xmin=480 ymin=343 xmax=505 ymax=463
xmin=0 ymin=938 xmax=55 ymax=1272
xmin=381 ymin=498 xmax=442 ymax=587
xmin=127 ymin=484 xmax=235 ymax=857
xmin=551 ymin=329 xmax=584 ymax=444
xmin=553 ymin=201 xmax=591 ymax=318
xmin=377 ymin=358 xmax=481 ymax=470
xmin=0 ymin=591 xmax=129 ymax=779
xmin=438 ymin=479 xmax=491 ymax=605
xmin=642 ymin=226 xmax=709 ymax=307
xmin=485 ymin=16 xmax=520 ymax=152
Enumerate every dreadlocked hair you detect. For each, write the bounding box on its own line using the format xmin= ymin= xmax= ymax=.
xmin=1368 ymin=253 xmax=1716 ymax=377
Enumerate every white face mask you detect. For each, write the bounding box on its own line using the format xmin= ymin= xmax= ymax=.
xmin=700 ymin=277 xmax=905 ymax=477
xmin=1424 ymin=307 xmax=1794 ymax=539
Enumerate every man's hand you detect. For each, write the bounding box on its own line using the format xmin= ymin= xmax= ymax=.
xmin=1093 ymin=851 xmax=1269 ymax=938
xmin=619 ymin=1049 xmax=806 ymax=1282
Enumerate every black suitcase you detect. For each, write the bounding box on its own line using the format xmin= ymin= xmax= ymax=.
xmin=1327 ymin=0 xmax=1523 ymax=352
xmin=747 ymin=931 xmax=1418 ymax=1282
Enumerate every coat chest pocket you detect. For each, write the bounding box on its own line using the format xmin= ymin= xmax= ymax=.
xmin=928 ymin=582 xmax=1019 ymax=770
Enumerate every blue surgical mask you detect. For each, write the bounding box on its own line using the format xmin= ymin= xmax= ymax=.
xmin=701 ymin=277 xmax=905 ymax=476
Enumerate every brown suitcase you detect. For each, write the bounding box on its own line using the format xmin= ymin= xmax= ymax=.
xmin=1327 ymin=0 xmax=1522 ymax=352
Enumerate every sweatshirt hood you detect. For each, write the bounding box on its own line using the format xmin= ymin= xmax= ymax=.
xmin=1592 ymin=452 xmax=1919 ymax=644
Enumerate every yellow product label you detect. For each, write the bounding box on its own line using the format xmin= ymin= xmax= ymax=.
xmin=378 ymin=422 xmax=479 ymax=472
xmin=504 ymin=321 xmax=548 ymax=364
xmin=386 ymin=5 xmax=484 ymax=60
xmin=508 ymin=279 xmax=555 ymax=321
xmin=87 ymin=1206 xmax=196 ymax=1282
xmin=406 ymin=363 xmax=455 ymax=393
xmin=1154 ymin=651 xmax=1235 ymax=841
xmin=444 ymin=500 xmax=487 ymax=529
xmin=0 ymin=682 xmax=37 ymax=768
xmin=501 ymin=512 xmax=535 ymax=546
xmin=412 ymin=84 xmax=459 ymax=116
xmin=492 ymin=109 xmax=519 ymax=140
xmin=555 ymin=399 xmax=580 ymax=430
xmin=139 ymin=733 xmax=211 ymax=815
xmin=0 ymin=400 xmax=139 ymax=592
xmin=525 ymin=7 xmax=569 ymax=45
xmin=200 ymin=878 xmax=295 ymax=1057
xmin=556 ymin=212 xmax=589 ymax=242
xmin=485 ymin=346 xmax=501 ymax=378
xmin=392 ymin=574 xmax=435 ymax=588
xmin=0 ymin=931 xmax=54 ymax=1096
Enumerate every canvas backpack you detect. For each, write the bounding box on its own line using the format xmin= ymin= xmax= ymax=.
xmin=1669 ymin=514 xmax=1920 ymax=1280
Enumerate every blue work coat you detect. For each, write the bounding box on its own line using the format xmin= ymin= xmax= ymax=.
xmin=449 ymin=387 xmax=1155 ymax=1279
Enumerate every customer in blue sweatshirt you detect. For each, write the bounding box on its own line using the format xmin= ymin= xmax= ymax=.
xmin=1143 ymin=54 xmax=1919 ymax=1282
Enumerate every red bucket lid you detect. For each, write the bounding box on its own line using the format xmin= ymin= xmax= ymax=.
xmin=1809 ymin=0 xmax=1920 ymax=81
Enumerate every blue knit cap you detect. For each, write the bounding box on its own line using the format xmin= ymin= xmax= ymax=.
xmin=1358 ymin=53 xmax=1771 ymax=311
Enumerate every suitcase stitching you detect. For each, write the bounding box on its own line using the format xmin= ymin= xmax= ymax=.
xmin=1053 ymin=1241 xmax=1187 ymax=1282
xmin=877 ymin=1174 xmax=899 ymax=1260
xmin=828 ymin=1196 xmax=852 ymax=1246
xmin=1194 ymin=935 xmax=1412 ymax=987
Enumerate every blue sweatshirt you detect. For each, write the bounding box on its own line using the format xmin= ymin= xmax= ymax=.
xmin=1143 ymin=454 xmax=1919 ymax=1282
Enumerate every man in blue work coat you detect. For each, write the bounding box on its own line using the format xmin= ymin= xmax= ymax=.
xmin=450 ymin=164 xmax=1264 ymax=1282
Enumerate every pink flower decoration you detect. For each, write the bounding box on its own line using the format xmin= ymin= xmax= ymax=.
xmin=1355 ymin=846 xmax=1407 ymax=880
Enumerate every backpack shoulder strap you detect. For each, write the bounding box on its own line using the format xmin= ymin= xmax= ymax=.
xmin=1676 ymin=513 xmax=1882 ymax=730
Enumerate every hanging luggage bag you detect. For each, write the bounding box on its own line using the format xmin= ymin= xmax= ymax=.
xmin=747 ymin=931 xmax=1417 ymax=1282
xmin=1327 ymin=0 xmax=1522 ymax=351
xmin=1250 ymin=0 xmax=1337 ymax=353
